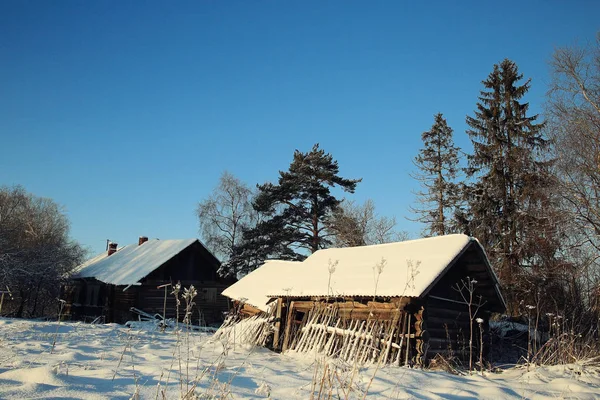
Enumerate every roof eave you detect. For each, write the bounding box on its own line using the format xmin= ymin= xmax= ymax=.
xmin=72 ymin=239 xmax=201 ymax=286
xmin=419 ymin=238 xmax=507 ymax=313
xmin=418 ymin=238 xmax=473 ymax=299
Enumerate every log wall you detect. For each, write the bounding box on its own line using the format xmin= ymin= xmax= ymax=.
xmin=65 ymin=241 xmax=234 ymax=325
xmin=275 ymin=298 xmax=427 ymax=366
xmin=270 ymin=293 xmax=494 ymax=367
xmin=422 ymin=296 xmax=490 ymax=365
xmin=137 ymin=279 xmax=230 ymax=325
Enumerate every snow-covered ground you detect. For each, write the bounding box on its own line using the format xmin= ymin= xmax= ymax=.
xmin=0 ymin=318 xmax=598 ymax=399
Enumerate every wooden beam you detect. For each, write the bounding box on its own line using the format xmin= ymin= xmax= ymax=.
xmin=340 ymin=301 xmax=368 ymax=308
xmin=367 ymin=301 xmax=402 ymax=309
xmin=273 ymin=298 xmax=283 ymax=351
xmin=428 ymin=295 xmax=469 ymax=306
xmin=282 ymin=301 xmax=295 ymax=352
xmin=405 ymin=313 xmax=411 ymax=366
xmin=289 ymin=301 xmax=316 ymax=311
xmin=241 ymin=303 xmax=262 ymax=317
xmin=291 ymin=300 xmax=408 ymax=314
xmin=337 ymin=309 xmax=404 ymax=320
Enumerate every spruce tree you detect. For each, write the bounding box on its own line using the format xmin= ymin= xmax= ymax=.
xmin=410 ymin=113 xmax=461 ymax=236
xmin=226 ymin=144 xmax=361 ymax=273
xmin=465 ymin=59 xmax=560 ymax=311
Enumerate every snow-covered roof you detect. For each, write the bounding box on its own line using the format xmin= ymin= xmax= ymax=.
xmin=223 ymin=234 xmax=503 ymax=306
xmin=72 ymin=239 xmax=198 ymax=286
xmin=221 ymin=260 xmax=301 ymax=312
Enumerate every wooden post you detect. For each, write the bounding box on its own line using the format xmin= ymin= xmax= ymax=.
xmin=163 ymin=286 xmax=168 ymax=320
xmin=405 ymin=313 xmax=411 ymax=366
xmin=273 ymin=298 xmax=283 ymax=350
xmin=157 ymin=283 xmax=172 ymax=331
xmin=0 ymin=292 xmax=4 ymax=315
xmin=282 ymin=301 xmax=296 ymax=352
xmin=395 ymin=312 xmax=408 ymax=365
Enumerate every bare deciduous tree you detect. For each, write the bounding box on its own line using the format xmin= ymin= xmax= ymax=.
xmin=196 ymin=171 xmax=256 ymax=277
xmin=547 ymin=35 xmax=600 ymax=252
xmin=0 ymin=185 xmax=85 ymax=318
xmin=328 ymin=199 xmax=408 ymax=247
xmin=546 ymin=34 xmax=600 ymax=324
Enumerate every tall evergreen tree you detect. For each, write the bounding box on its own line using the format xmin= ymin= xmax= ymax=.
xmin=465 ymin=59 xmax=560 ymax=311
xmin=226 ymin=144 xmax=361 ymax=273
xmin=410 ymin=113 xmax=461 ymax=236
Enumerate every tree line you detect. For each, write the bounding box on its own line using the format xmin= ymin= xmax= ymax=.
xmin=196 ymin=148 xmax=408 ymax=278
xmin=198 ymin=36 xmax=600 ymax=325
xmin=411 ymin=37 xmax=600 ymax=325
xmin=1 ymin=35 xmax=597 ymax=322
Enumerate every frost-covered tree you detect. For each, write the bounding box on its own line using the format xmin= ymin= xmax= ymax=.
xmin=547 ymin=36 xmax=600 ymax=253
xmin=546 ymin=35 xmax=600 ymax=322
xmin=328 ymin=199 xmax=408 ymax=247
xmin=226 ymin=144 xmax=361 ymax=273
xmin=0 ymin=186 xmax=85 ymax=317
xmin=196 ymin=171 xmax=256 ymax=277
xmin=465 ymin=59 xmax=561 ymax=310
xmin=410 ymin=113 xmax=461 ymax=236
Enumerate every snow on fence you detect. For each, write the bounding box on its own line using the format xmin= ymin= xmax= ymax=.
xmin=218 ymin=299 xmax=426 ymax=365
xmin=212 ymin=314 xmax=274 ymax=348
xmin=284 ymin=301 xmax=422 ymax=365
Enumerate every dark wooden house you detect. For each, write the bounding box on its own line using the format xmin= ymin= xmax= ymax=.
xmin=64 ymin=237 xmax=234 ymax=324
xmin=222 ymin=234 xmax=505 ymax=366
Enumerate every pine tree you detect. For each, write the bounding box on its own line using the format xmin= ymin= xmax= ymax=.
xmin=410 ymin=113 xmax=461 ymax=236
xmin=226 ymin=144 xmax=361 ymax=273
xmin=465 ymin=59 xmax=560 ymax=310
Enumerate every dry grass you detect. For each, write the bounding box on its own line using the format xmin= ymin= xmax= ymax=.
xmin=530 ymin=331 xmax=600 ymax=367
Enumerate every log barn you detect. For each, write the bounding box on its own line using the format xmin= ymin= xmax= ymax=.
xmin=63 ymin=236 xmax=234 ymax=324
xmin=221 ymin=234 xmax=505 ymax=367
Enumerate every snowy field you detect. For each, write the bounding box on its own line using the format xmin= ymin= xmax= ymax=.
xmin=0 ymin=318 xmax=599 ymax=399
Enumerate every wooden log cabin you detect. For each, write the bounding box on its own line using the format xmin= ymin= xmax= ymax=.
xmin=63 ymin=236 xmax=235 ymax=324
xmin=222 ymin=234 xmax=506 ymax=367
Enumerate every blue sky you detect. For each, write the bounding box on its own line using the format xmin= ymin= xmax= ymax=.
xmin=1 ymin=1 xmax=598 ymax=256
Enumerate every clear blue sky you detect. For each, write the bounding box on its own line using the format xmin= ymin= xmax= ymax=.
xmin=1 ymin=1 xmax=598 ymax=256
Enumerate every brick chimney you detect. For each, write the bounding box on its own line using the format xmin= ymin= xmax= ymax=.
xmin=107 ymin=242 xmax=118 ymax=256
xmin=138 ymin=236 xmax=149 ymax=246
